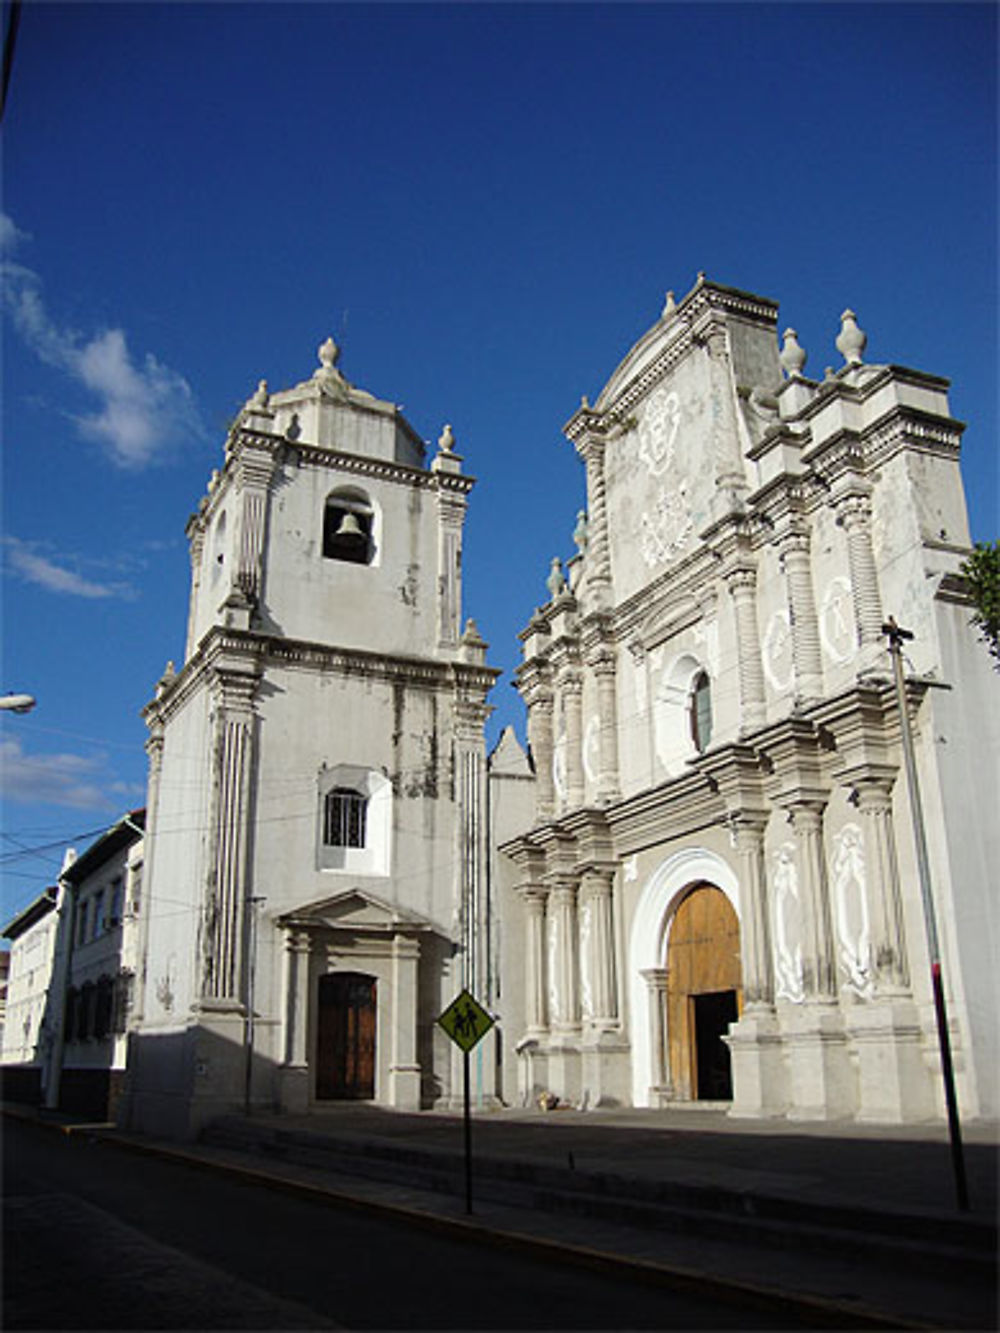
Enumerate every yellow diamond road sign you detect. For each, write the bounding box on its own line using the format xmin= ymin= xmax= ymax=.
xmin=437 ymin=989 xmax=494 ymax=1053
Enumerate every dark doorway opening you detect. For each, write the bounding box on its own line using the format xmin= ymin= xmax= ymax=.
xmin=316 ymin=972 xmax=376 ymax=1100
xmin=692 ymin=989 xmax=737 ymax=1100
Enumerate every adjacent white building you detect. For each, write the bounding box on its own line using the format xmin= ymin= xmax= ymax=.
xmin=501 ymin=278 xmax=999 ymax=1123
xmin=126 ymin=340 xmax=498 ymax=1139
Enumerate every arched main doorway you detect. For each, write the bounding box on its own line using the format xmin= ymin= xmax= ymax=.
xmin=316 ymin=972 xmax=376 ymax=1100
xmin=666 ymin=885 xmax=741 ymax=1101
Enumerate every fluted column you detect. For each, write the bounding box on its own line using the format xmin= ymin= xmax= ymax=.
xmin=641 ymin=967 xmax=672 ymax=1103
xmin=132 ymin=725 xmax=164 ymax=1024
xmin=202 ymin=668 xmax=258 ymax=1005
xmin=233 ymin=443 xmax=278 ymax=606
xmin=778 ymin=527 xmax=823 ymax=701
xmin=732 ymin=817 xmax=774 ymax=1008
xmin=787 ymin=801 xmax=837 ymax=1000
xmin=185 ymin=516 xmax=206 ymax=659
xmin=592 ymin=651 xmax=621 ymax=803
xmin=853 ymin=777 xmax=910 ymax=993
xmin=834 ymin=487 xmax=883 ymax=649
xmin=579 ymin=868 xmax=618 ymax=1029
xmin=435 ymin=490 xmax=466 ymax=649
xmin=549 ymin=880 xmax=581 ymax=1033
xmin=519 ymin=887 xmax=549 ymax=1039
xmin=726 ymin=565 xmax=767 ymax=732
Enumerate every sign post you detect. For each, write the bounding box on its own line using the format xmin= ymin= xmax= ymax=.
xmin=437 ymin=988 xmax=495 ymax=1214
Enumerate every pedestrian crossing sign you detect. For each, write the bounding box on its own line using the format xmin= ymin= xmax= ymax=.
xmin=437 ymin=989 xmax=494 ymax=1053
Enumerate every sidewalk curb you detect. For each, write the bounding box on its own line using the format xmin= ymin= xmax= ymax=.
xmin=81 ymin=1121 xmax=930 ymax=1330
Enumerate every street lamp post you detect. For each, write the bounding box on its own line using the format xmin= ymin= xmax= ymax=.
xmin=882 ymin=617 xmax=969 ymax=1212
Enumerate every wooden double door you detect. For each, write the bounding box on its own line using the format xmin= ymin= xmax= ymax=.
xmin=316 ymin=972 xmax=376 ymax=1100
xmin=666 ymin=885 xmax=742 ymax=1101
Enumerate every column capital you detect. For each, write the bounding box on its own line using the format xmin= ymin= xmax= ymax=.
xmin=640 ymin=966 xmax=669 ymax=987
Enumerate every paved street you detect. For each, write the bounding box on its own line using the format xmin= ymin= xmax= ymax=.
xmin=5 ymin=1117 xmax=808 ymax=1330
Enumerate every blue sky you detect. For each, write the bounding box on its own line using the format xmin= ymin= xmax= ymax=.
xmin=2 ymin=1 xmax=996 ymax=922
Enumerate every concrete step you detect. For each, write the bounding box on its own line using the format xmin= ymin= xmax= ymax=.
xmin=200 ymin=1116 xmax=997 ymax=1282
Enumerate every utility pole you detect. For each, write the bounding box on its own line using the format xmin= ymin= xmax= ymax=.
xmin=882 ymin=618 xmax=969 ymax=1212
xmin=243 ymin=895 xmax=265 ymax=1117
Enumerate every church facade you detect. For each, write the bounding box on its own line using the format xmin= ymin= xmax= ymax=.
xmin=501 ymin=278 xmax=998 ymax=1123
xmin=126 ymin=341 xmax=497 ymax=1138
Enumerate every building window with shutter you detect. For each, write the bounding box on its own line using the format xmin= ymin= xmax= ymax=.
xmin=690 ymin=671 xmax=713 ymax=754
xmin=323 ymin=787 xmax=367 ymax=849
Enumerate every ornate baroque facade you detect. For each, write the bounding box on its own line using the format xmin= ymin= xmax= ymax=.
xmin=127 ymin=341 xmax=497 ymax=1138
xmin=501 ymin=279 xmax=998 ymax=1122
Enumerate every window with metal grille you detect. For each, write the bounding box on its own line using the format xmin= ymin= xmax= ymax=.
xmin=690 ymin=671 xmax=713 ymax=753
xmin=323 ymin=787 xmax=367 ymax=848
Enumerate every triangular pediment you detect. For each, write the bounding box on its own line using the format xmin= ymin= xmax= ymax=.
xmin=277 ymin=889 xmax=432 ymax=934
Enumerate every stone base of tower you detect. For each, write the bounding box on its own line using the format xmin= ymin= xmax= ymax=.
xmin=846 ymin=999 xmax=936 ymax=1122
xmin=781 ymin=1002 xmax=857 ymax=1121
xmin=726 ymin=1007 xmax=788 ymax=1119
xmin=545 ymin=1033 xmax=582 ymax=1106
xmin=278 ymin=1064 xmax=310 ymax=1114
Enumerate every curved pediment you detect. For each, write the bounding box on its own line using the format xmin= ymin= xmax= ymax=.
xmin=277 ymin=889 xmax=433 ymax=934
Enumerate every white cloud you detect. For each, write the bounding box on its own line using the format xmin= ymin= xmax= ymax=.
xmin=2 ymin=537 xmax=137 ymax=600
xmin=1 ymin=211 xmax=203 ymax=468
xmin=0 ymin=738 xmax=118 ymax=811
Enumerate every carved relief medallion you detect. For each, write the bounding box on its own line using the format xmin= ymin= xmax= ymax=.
xmin=819 ymin=576 xmax=857 ymax=665
xmin=831 ymin=823 xmax=872 ymax=998
xmin=583 ymin=714 xmax=600 ymax=785
xmin=639 ymin=484 xmax=693 ymax=569
xmin=578 ymin=898 xmax=593 ymax=1019
xmin=638 ymin=387 xmax=682 ymax=477
xmin=772 ymin=842 xmax=805 ymax=1003
xmin=762 ymin=608 xmax=794 ymax=693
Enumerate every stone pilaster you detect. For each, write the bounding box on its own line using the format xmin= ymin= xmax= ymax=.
xmin=732 ymin=817 xmax=774 ymax=1008
xmin=232 ymin=440 xmax=279 ymax=607
xmin=726 ymin=565 xmax=767 ymax=732
xmin=185 ymin=515 xmax=206 ymax=659
xmin=524 ymin=677 xmax=555 ymax=823
xmin=591 ymin=647 xmax=621 ymax=803
xmin=641 ymin=967 xmax=672 ymax=1106
xmin=701 ymin=322 xmax=748 ymax=506
xmin=778 ymin=526 xmax=823 ymax=702
xmin=574 ymin=428 xmax=612 ymax=603
xmin=454 ymin=693 xmax=490 ymax=997
xmin=787 ymin=800 xmax=837 ymax=1001
xmin=435 ymin=489 xmax=466 ymax=649
xmin=579 ymin=868 xmax=618 ymax=1030
xmin=853 ymin=775 xmax=910 ymax=994
xmin=132 ymin=723 xmax=164 ymax=1025
xmin=201 ymin=665 xmax=259 ymax=1008
xmin=834 ymin=484 xmax=883 ymax=653
xmin=548 ymin=879 xmax=581 ymax=1035
xmin=279 ymin=930 xmax=310 ymax=1112
xmin=560 ymin=668 xmax=585 ymax=809
xmin=389 ymin=933 xmax=422 ymax=1110
xmin=518 ymin=885 xmax=550 ymax=1040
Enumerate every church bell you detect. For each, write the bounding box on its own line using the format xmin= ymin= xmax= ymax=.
xmin=334 ymin=511 xmax=366 ymax=542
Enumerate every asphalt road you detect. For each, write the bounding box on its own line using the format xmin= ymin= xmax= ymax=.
xmin=4 ymin=1117 xmax=811 ymax=1331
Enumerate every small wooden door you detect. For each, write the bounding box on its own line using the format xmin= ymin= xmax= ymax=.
xmin=316 ymin=972 xmax=376 ymax=1100
xmin=666 ymin=885 xmax=741 ymax=1100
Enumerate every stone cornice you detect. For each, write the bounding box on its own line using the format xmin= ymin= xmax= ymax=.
xmin=293 ymin=441 xmax=476 ymax=495
xmin=145 ymin=627 xmax=499 ymax=728
xmin=604 ymin=769 xmax=724 ymax=855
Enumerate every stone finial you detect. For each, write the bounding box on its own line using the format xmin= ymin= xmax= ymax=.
xmin=546 ymin=557 xmax=566 ymax=601
xmin=248 ymin=378 xmax=269 ymax=409
xmin=461 ymin=617 xmax=486 ymax=647
xmin=836 ymin=309 xmax=867 ymax=365
xmin=823 ymin=365 xmax=837 ymax=383
xmin=437 ymin=423 xmax=456 ymax=455
xmin=573 ymin=509 xmax=589 ymax=554
xmin=779 ymin=328 xmax=807 ymax=378
xmin=581 ymin=394 xmax=590 ymax=410
xmin=662 ymin=290 xmax=677 ymax=319
xmin=318 ymin=336 xmax=341 ymax=371
xmin=60 ymin=847 xmax=78 ymax=877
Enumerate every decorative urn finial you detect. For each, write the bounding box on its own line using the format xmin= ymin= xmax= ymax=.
xmin=836 ymin=309 xmax=867 ymax=365
xmin=318 ymin=336 xmax=341 ymax=371
xmin=573 ymin=509 xmax=589 ymax=554
xmin=438 ymin=423 xmax=456 ymax=455
xmin=662 ymin=290 xmax=676 ymax=319
xmin=779 ymin=328 xmax=807 ymax=378
xmin=248 ymin=378 xmax=269 ymax=409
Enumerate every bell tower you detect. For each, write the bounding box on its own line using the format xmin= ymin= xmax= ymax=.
xmin=130 ymin=339 xmax=498 ymax=1138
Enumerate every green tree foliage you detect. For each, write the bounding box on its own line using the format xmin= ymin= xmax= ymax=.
xmin=960 ymin=541 xmax=1000 ymax=667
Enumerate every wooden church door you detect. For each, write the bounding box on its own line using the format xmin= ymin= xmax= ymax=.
xmin=666 ymin=885 xmax=742 ymax=1100
xmin=316 ymin=972 xmax=376 ymax=1099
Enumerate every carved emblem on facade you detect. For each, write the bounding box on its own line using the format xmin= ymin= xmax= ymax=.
xmin=639 ymin=484 xmax=693 ymax=569
xmin=820 ymin=575 xmax=856 ymax=665
xmin=772 ymin=842 xmax=805 ymax=1003
xmin=831 ymin=822 xmax=872 ymax=998
xmin=582 ymin=714 xmax=600 ymax=785
xmin=578 ymin=897 xmax=593 ymax=1019
xmin=762 ymin=607 xmax=794 ymax=693
xmin=638 ymin=387 xmax=682 ymax=477
xmin=547 ymin=916 xmax=559 ymax=1021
